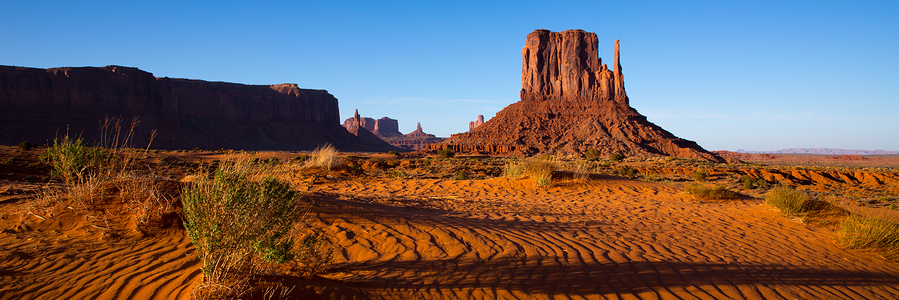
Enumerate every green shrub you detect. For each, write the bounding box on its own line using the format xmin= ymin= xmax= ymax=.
xmin=584 ymin=149 xmax=602 ymax=161
xmin=388 ymin=150 xmax=400 ymax=155
xmin=690 ymin=170 xmax=709 ymax=182
xmin=453 ymin=170 xmax=468 ymax=180
xmin=617 ymin=166 xmax=639 ymax=179
xmin=609 ymin=153 xmax=625 ymax=162
xmin=439 ymin=147 xmax=455 ymax=159
xmin=41 ymin=135 xmax=110 ymax=185
xmin=181 ymin=159 xmax=313 ymax=294
xmin=765 ymin=186 xmax=813 ymax=216
xmin=741 ymin=174 xmax=755 ymax=189
xmin=685 ymin=183 xmax=741 ymax=200
xmin=837 ymin=214 xmax=899 ymax=256
xmin=18 ymin=141 xmax=37 ymax=150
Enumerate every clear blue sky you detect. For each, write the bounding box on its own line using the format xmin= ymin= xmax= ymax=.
xmin=2 ymin=1 xmax=897 ymax=151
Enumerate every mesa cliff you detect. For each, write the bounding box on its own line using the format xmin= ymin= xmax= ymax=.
xmin=436 ymin=29 xmax=721 ymax=161
xmin=0 ymin=65 xmax=392 ymax=151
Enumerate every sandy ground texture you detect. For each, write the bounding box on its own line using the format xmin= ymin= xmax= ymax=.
xmin=301 ymin=176 xmax=899 ymax=299
xmin=1 ymin=146 xmax=899 ymax=299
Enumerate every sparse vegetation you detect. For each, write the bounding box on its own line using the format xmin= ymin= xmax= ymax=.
xmin=765 ymin=186 xmax=814 ymax=216
xmin=741 ymin=174 xmax=755 ymax=189
xmin=609 ymin=153 xmax=625 ymax=162
xmin=439 ymin=147 xmax=455 ymax=159
xmin=181 ymin=157 xmax=326 ymax=298
xmin=690 ymin=170 xmax=709 ymax=182
xmin=504 ymin=157 xmax=557 ymax=187
xmin=453 ymin=170 xmax=469 ymax=180
xmin=18 ymin=141 xmax=37 ymax=150
xmin=684 ymin=183 xmax=741 ymax=200
xmin=305 ymin=144 xmax=341 ymax=170
xmin=41 ymin=134 xmax=110 ymax=185
xmin=837 ymin=213 xmax=899 ymax=258
xmin=388 ymin=150 xmax=400 ymax=155
xmin=584 ymin=149 xmax=602 ymax=161
xmin=617 ymin=166 xmax=639 ymax=179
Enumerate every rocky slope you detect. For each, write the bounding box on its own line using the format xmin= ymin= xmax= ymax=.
xmin=0 ymin=65 xmax=391 ymax=151
xmin=436 ymin=29 xmax=720 ymax=161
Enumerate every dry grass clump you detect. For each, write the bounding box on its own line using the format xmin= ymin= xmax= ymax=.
xmin=837 ymin=213 xmax=899 ymax=258
xmin=764 ymin=186 xmax=847 ymax=222
xmin=34 ymin=117 xmax=174 ymax=230
xmin=182 ymin=156 xmax=330 ymax=299
xmin=765 ymin=186 xmax=812 ymax=216
xmin=504 ymin=157 xmax=557 ymax=187
xmin=304 ymin=144 xmax=341 ymax=170
xmin=684 ymin=183 xmax=741 ymax=200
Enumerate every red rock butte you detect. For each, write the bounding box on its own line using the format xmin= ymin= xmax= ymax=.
xmin=438 ymin=29 xmax=721 ymax=161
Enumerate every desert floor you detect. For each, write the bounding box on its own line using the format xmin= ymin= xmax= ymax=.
xmin=2 ymin=147 xmax=899 ymax=299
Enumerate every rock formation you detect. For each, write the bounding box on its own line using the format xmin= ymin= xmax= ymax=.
xmin=435 ymin=29 xmax=721 ymax=161
xmin=0 ymin=65 xmax=395 ymax=151
xmin=344 ymin=110 xmax=398 ymax=150
xmin=469 ymin=115 xmax=485 ymax=132
xmin=342 ymin=115 xmax=401 ymax=138
xmin=387 ymin=122 xmax=445 ymax=150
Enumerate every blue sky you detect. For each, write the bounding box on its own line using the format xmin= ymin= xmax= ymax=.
xmin=2 ymin=1 xmax=897 ymax=151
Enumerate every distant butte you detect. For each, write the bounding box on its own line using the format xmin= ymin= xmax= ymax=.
xmin=436 ymin=29 xmax=721 ymax=161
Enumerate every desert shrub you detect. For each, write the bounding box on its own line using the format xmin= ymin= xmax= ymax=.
xmin=182 ymin=159 xmax=315 ymax=297
xmin=837 ymin=214 xmax=899 ymax=257
xmin=690 ymin=170 xmax=709 ymax=182
xmin=18 ymin=141 xmax=37 ymax=150
xmin=617 ymin=166 xmax=639 ymax=179
xmin=755 ymin=178 xmax=769 ymax=189
xmin=390 ymin=169 xmax=408 ymax=178
xmin=42 ymin=135 xmax=110 ymax=185
xmin=568 ymin=161 xmax=591 ymax=181
xmin=741 ymin=174 xmax=755 ymax=189
xmin=503 ymin=159 xmax=524 ymax=178
xmin=504 ymin=157 xmax=557 ymax=187
xmin=305 ymin=144 xmax=341 ymax=170
xmin=609 ymin=153 xmax=625 ymax=162
xmin=765 ymin=186 xmax=814 ymax=216
xmin=684 ymin=183 xmax=741 ymax=200
xmin=584 ymin=149 xmax=602 ymax=161
xmin=439 ymin=147 xmax=455 ymax=159
xmin=388 ymin=150 xmax=399 ymax=155
xmin=453 ymin=170 xmax=468 ymax=180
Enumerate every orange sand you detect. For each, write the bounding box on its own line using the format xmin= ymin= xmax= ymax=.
xmin=3 ymin=172 xmax=899 ymax=299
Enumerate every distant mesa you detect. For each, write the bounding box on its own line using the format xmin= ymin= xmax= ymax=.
xmin=736 ymin=148 xmax=899 ymax=155
xmin=435 ymin=29 xmax=721 ymax=161
xmin=0 ymin=65 xmax=394 ymax=151
xmin=343 ymin=112 xmax=444 ymax=150
xmin=469 ymin=115 xmax=485 ymax=132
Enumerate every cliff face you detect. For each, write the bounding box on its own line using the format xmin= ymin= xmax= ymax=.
xmin=438 ymin=29 xmax=720 ymax=161
xmin=520 ymin=29 xmax=626 ymax=105
xmin=0 ymin=65 xmax=390 ymax=151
